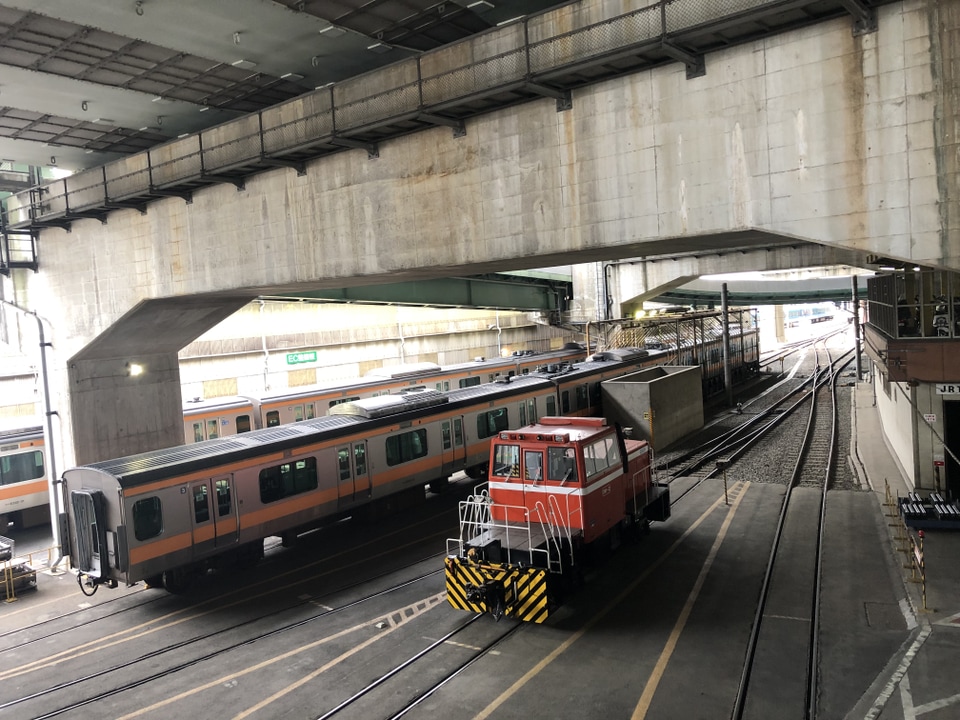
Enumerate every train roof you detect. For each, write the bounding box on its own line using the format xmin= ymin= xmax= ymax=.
xmin=68 ymin=374 xmax=555 ymax=488
xmin=0 ymin=423 xmax=44 ymax=444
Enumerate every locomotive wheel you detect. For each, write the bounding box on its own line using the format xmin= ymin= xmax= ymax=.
xmin=162 ymin=566 xmax=195 ymax=594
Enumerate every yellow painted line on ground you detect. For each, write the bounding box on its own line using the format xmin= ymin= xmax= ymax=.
xmin=631 ymin=482 xmax=749 ymax=719
xmin=473 ymin=482 xmax=749 ymax=720
xmin=113 ymin=593 xmax=445 ymax=720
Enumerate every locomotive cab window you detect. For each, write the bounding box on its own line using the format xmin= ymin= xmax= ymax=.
xmin=492 ymin=444 xmax=520 ymax=477
xmin=583 ymin=437 xmax=621 ymax=480
xmin=133 ymin=496 xmax=163 ymax=541
xmin=548 ymin=447 xmax=578 ymax=483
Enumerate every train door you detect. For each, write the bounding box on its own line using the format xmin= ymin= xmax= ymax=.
xmin=189 ymin=475 xmax=239 ymax=556
xmin=440 ymin=417 xmax=466 ymax=475
xmin=337 ymin=442 xmax=371 ymax=508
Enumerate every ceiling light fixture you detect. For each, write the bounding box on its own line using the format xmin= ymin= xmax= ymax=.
xmin=367 ymin=42 xmax=391 ymax=54
xmin=232 ymin=59 xmax=257 ymax=70
xmin=319 ymin=25 xmax=345 ymax=38
xmin=281 ymin=72 xmax=304 ymax=81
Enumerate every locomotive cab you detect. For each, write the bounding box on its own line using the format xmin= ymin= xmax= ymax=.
xmin=446 ymin=417 xmax=669 ymax=622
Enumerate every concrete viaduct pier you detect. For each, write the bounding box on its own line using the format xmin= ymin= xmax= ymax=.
xmin=1 ymin=0 xmax=957 ymax=467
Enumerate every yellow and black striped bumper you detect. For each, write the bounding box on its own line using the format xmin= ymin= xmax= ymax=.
xmin=445 ymin=556 xmax=549 ymax=623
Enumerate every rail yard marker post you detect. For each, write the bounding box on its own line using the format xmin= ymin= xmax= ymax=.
xmin=716 ymin=458 xmax=730 ymax=505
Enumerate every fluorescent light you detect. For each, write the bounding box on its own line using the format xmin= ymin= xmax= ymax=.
xmin=468 ymin=1 xmax=495 ymax=11
xmin=319 ymin=25 xmax=345 ymax=37
xmin=367 ymin=42 xmax=391 ymax=54
xmin=281 ymin=72 xmax=304 ymax=81
xmin=232 ymin=59 xmax=257 ymax=70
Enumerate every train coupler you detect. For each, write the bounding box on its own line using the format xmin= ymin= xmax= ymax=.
xmin=445 ymin=556 xmax=550 ymax=623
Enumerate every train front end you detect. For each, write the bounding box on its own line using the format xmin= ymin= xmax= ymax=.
xmin=62 ymin=467 xmax=126 ymax=591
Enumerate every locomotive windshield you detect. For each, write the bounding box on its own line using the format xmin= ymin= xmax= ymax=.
xmin=492 ymin=444 xmax=520 ymax=477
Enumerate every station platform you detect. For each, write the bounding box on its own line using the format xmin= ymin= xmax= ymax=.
xmin=844 ymin=382 xmax=960 ymax=720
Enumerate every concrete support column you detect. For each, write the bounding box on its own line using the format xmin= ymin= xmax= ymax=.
xmin=68 ymin=352 xmax=184 ymax=464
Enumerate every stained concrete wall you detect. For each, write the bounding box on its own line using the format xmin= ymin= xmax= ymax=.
xmin=601 ymin=366 xmax=704 ymax=452
xmin=5 ymin=0 xmax=958 ymax=467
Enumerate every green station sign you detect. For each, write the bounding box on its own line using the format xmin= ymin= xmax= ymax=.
xmin=286 ymin=351 xmax=317 ymax=365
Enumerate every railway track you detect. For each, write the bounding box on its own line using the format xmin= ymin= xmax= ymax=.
xmin=731 ymin=342 xmax=851 ymax=720
xmin=0 ymin=562 xmax=448 ymax=718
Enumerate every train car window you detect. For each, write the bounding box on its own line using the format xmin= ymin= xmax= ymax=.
xmin=575 ymin=385 xmax=589 ymax=410
xmin=354 ymin=444 xmax=367 ymax=475
xmin=216 ymin=479 xmax=231 ymax=516
xmin=133 ymin=497 xmax=163 ymax=541
xmin=459 ymin=376 xmax=481 ymax=389
xmin=192 ymin=422 xmax=204 ymax=443
xmin=258 ymin=457 xmax=319 ymax=503
xmin=441 ymin=421 xmax=452 ymax=450
xmin=266 ymin=411 xmax=281 ymax=427
xmin=236 ymin=415 xmax=252 ymax=433
xmin=206 ymin=419 xmax=219 ymax=439
xmin=385 ymin=429 xmax=428 ymax=466
xmin=436 ymin=381 xmax=450 ymax=391
xmin=329 ymin=397 xmax=360 ymax=408
xmin=548 ymin=447 xmax=578 ymax=482
xmin=454 ymin=418 xmax=464 ymax=447
xmin=477 ymin=408 xmax=509 ymax=439
xmin=526 ymin=399 xmax=538 ymax=425
xmin=294 ymin=405 xmax=304 ymax=422
xmin=546 ymin=396 xmax=557 ymax=416
xmin=193 ymin=485 xmax=210 ymax=523
xmin=0 ymin=450 xmax=44 ymax=484
xmin=519 ymin=403 xmax=527 ymax=427
xmin=492 ymin=444 xmax=520 ymax=477
xmin=561 ymin=391 xmax=570 ymax=414
xmin=337 ymin=448 xmax=351 ymax=481
xmin=306 ymin=403 xmax=316 ymax=420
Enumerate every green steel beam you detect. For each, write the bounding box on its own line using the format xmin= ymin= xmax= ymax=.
xmin=264 ymin=274 xmax=570 ymax=311
xmin=652 ymin=287 xmax=867 ymax=307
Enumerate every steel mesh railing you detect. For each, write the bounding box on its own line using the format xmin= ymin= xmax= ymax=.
xmin=529 ymin=6 xmax=661 ymax=72
xmin=3 ymin=0 xmax=838 ymax=227
xmin=664 ymin=0 xmax=772 ymax=33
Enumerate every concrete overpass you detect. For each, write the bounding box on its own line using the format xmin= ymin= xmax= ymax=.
xmin=0 ymin=0 xmax=957 ymax=467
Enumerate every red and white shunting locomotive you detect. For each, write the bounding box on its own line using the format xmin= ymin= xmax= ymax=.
xmin=445 ymin=416 xmax=670 ymax=622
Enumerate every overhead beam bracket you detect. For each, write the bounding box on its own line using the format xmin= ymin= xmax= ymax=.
xmin=201 ymin=173 xmax=246 ymax=191
xmin=149 ymin=188 xmax=194 ymax=204
xmin=661 ymin=41 xmax=705 ymax=79
xmin=261 ymin=157 xmax=307 ymax=176
xmin=524 ymin=83 xmax=572 ymax=112
xmin=330 ymin=137 xmax=379 ymax=159
xmin=104 ymin=200 xmax=148 ymax=215
xmin=838 ymin=0 xmax=877 ymax=34
xmin=418 ymin=113 xmax=466 ymax=138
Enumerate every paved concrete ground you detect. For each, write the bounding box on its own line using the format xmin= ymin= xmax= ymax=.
xmin=843 ymin=382 xmax=960 ymax=720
